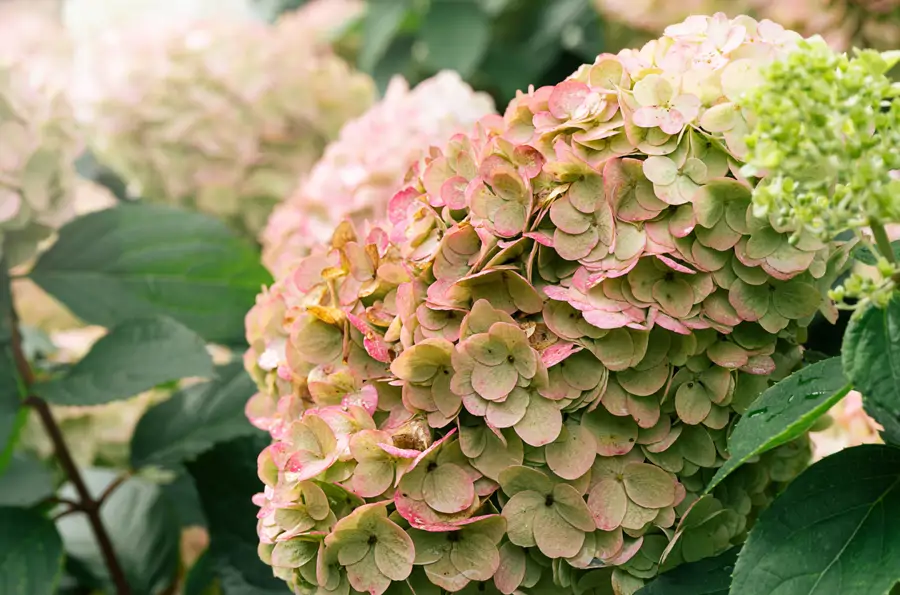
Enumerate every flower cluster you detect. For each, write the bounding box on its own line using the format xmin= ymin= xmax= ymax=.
xmin=0 ymin=11 xmax=79 ymax=267
xmin=80 ymin=11 xmax=375 ymax=236
xmin=742 ymin=41 xmax=900 ymax=307
xmin=245 ymin=14 xmax=841 ymax=594
xmin=261 ymin=71 xmax=495 ymax=277
xmin=595 ymin=0 xmax=900 ymax=51
xmin=750 ymin=0 xmax=900 ymax=51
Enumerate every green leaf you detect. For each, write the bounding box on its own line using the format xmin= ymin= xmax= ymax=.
xmin=731 ymin=444 xmax=900 ymax=595
xmin=420 ymin=0 xmax=491 ymax=77
xmin=184 ymin=550 xmax=218 ymax=595
xmin=57 ymin=469 xmax=181 ymax=595
xmin=0 ymin=451 xmax=55 ymax=507
xmin=160 ymin=469 xmax=207 ymax=528
xmin=843 ymin=296 xmax=900 ymax=444
xmin=131 ymin=362 xmax=260 ymax=468
xmin=359 ymin=0 xmax=411 ymax=73
xmin=707 ymin=358 xmax=851 ymax=491
xmin=0 ymin=507 xmax=65 ymax=595
xmin=28 ymin=203 xmax=271 ymax=345
xmin=0 ymin=263 xmax=26 ymax=474
xmin=36 ymin=316 xmax=214 ymax=406
xmin=851 ymin=240 xmax=900 ymax=265
xmin=187 ymin=435 xmax=289 ymax=595
xmin=637 ymin=547 xmax=738 ymax=595
xmin=371 ymin=34 xmax=418 ymax=94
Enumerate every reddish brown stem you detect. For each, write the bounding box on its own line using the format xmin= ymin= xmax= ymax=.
xmin=97 ymin=472 xmax=130 ymax=506
xmin=10 ymin=315 xmax=131 ymax=594
xmin=23 ymin=396 xmax=132 ymax=594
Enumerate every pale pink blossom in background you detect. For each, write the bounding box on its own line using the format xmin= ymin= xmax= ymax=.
xmin=810 ymin=392 xmax=883 ymax=461
xmin=287 ymin=0 xmax=364 ymax=42
xmin=595 ymin=0 xmax=900 ymax=50
xmin=77 ymin=10 xmax=375 ymax=235
xmin=261 ymin=71 xmax=495 ymax=277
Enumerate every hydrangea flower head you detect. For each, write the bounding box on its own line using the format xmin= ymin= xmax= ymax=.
xmin=262 ymin=71 xmax=495 ymax=276
xmin=245 ymin=14 xmax=839 ymax=594
xmin=0 ymin=11 xmax=79 ymax=267
xmin=80 ymin=12 xmax=375 ymax=236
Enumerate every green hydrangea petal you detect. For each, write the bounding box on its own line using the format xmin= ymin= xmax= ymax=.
xmin=622 ymin=462 xmax=676 ymax=509
xmin=494 ymin=543 xmax=527 ymax=594
xmin=451 ymin=533 xmax=500 ymax=580
xmin=674 ymin=381 xmax=712 ymax=425
xmin=588 ymin=478 xmax=627 ymax=531
xmin=552 ymin=483 xmax=596 ymax=532
xmin=499 ymin=465 xmax=553 ymax=496
xmin=410 ymin=529 xmax=449 ymax=565
xmin=772 ymin=280 xmax=821 ymax=319
xmin=533 ymin=505 xmax=586 ymax=559
xmin=514 ymin=394 xmax=563 ymax=446
xmin=502 ymin=490 xmax=544 ymax=547
xmin=423 ymin=463 xmax=476 ymax=514
xmin=546 ymin=422 xmax=597 ymax=480
xmin=582 ymin=408 xmax=638 ymax=456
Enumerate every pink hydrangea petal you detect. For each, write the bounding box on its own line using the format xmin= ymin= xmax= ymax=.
xmin=632 ymin=106 xmax=666 ymax=129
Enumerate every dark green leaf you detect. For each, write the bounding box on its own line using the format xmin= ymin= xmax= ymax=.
xmin=131 ymin=362 xmax=259 ymax=468
xmin=707 ymin=358 xmax=851 ymax=491
xmin=160 ymin=470 xmax=207 ymax=528
xmin=420 ymin=0 xmax=491 ymax=77
xmin=477 ymin=0 xmax=581 ymax=101
xmin=36 ymin=316 xmax=214 ymax=406
xmin=851 ymin=240 xmax=900 ymax=265
xmin=29 ymin=203 xmax=271 ymax=345
xmin=359 ymin=0 xmax=411 ymax=72
xmin=184 ymin=549 xmax=218 ymax=595
xmin=371 ymin=35 xmax=418 ymax=94
xmin=731 ymin=444 xmax=900 ymax=595
xmin=529 ymin=0 xmax=591 ymax=49
xmin=637 ymin=547 xmax=738 ymax=595
xmin=57 ymin=468 xmax=180 ymax=595
xmin=0 ymin=451 xmax=55 ymax=507
xmin=188 ymin=435 xmax=288 ymax=595
xmin=843 ymin=296 xmax=900 ymax=444
xmin=0 ymin=262 xmax=26 ymax=474
xmin=0 ymin=507 xmax=65 ymax=595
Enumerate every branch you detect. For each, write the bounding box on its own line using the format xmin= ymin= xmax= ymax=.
xmin=7 ymin=293 xmax=132 ymax=594
xmin=23 ymin=395 xmax=132 ymax=594
xmin=97 ymin=472 xmax=130 ymax=506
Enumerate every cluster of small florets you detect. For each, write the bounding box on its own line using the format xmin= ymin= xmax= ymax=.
xmin=80 ymin=11 xmax=375 ymax=236
xmin=742 ymin=40 xmax=900 ymax=308
xmin=244 ymin=15 xmax=839 ymax=595
xmin=261 ymin=71 xmax=495 ymax=277
xmin=753 ymin=0 xmax=900 ymax=51
xmin=0 ymin=12 xmax=79 ymax=267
